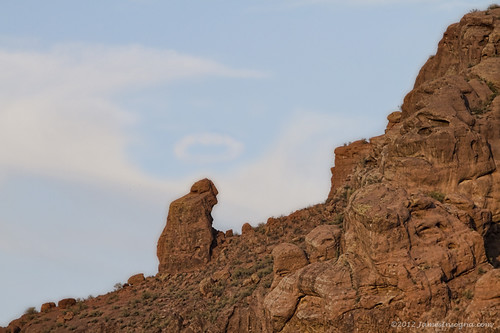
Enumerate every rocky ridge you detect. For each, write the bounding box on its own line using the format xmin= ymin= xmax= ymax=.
xmin=2 ymin=7 xmax=500 ymax=333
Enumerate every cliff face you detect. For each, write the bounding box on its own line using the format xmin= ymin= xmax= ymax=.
xmin=263 ymin=9 xmax=500 ymax=331
xmin=3 ymin=8 xmax=500 ymax=333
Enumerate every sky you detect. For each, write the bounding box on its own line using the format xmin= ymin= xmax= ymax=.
xmin=0 ymin=0 xmax=496 ymax=326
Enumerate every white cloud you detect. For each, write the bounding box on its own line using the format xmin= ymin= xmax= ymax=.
xmin=211 ymin=110 xmax=381 ymax=232
xmin=0 ymin=44 xmax=264 ymax=193
xmin=174 ymin=133 xmax=244 ymax=163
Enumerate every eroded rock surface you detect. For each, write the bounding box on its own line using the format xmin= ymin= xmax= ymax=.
xmin=264 ymin=8 xmax=500 ymax=332
xmin=157 ymin=178 xmax=219 ymax=274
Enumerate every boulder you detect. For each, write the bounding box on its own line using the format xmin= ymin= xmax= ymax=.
xmin=241 ymin=222 xmax=254 ymax=236
xmin=467 ymin=269 xmax=500 ymax=312
xmin=127 ymin=273 xmax=145 ymax=285
xmin=40 ymin=302 xmax=56 ymax=312
xmin=305 ymin=224 xmax=341 ymax=262
xmin=57 ymin=298 xmax=76 ymax=309
xmin=271 ymin=243 xmax=308 ymax=288
xmin=199 ymin=277 xmax=214 ymax=297
xmin=212 ymin=268 xmax=231 ymax=281
xmin=157 ymin=179 xmax=218 ymax=274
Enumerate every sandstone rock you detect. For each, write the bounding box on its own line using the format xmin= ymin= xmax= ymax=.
xmin=328 ymin=139 xmax=372 ymax=199
xmin=386 ymin=111 xmax=402 ymax=131
xmin=4 ymin=325 xmax=20 ymax=333
xmin=40 ymin=302 xmax=56 ymax=312
xmin=157 ymin=178 xmax=218 ymax=274
xmin=56 ymin=315 xmax=65 ymax=324
xmin=199 ymin=277 xmax=214 ymax=297
xmin=212 ymin=268 xmax=231 ymax=281
xmin=271 ymin=243 xmax=308 ymax=288
xmin=387 ymin=110 xmax=402 ymax=123
xmin=57 ymin=298 xmax=76 ymax=309
xmin=63 ymin=311 xmax=74 ymax=321
xmin=242 ymin=222 xmax=254 ymax=236
xmin=251 ymin=273 xmax=260 ymax=284
xmin=243 ymin=273 xmax=261 ymax=286
xmin=485 ymin=222 xmax=500 ymax=267
xmin=266 ymin=182 xmax=491 ymax=331
xmin=384 ymin=10 xmax=500 ymax=231
xmin=127 ymin=273 xmax=145 ymax=285
xmin=305 ymin=224 xmax=341 ymax=262
xmin=414 ymin=10 xmax=497 ymax=89
xmin=467 ymin=269 xmax=500 ymax=312
xmin=215 ymin=230 xmax=226 ymax=245
xmin=225 ymin=229 xmax=233 ymax=237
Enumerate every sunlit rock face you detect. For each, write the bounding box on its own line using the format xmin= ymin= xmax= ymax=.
xmin=157 ymin=178 xmax=218 ymax=274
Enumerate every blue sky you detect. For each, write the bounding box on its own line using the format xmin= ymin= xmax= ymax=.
xmin=0 ymin=0 xmax=496 ymax=325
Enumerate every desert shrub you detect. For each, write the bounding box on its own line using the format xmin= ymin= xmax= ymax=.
xmin=24 ymin=307 xmax=38 ymax=315
xmin=332 ymin=213 xmax=344 ymax=225
xmin=233 ymin=267 xmax=254 ymax=279
xmin=89 ymin=310 xmax=103 ymax=317
xmin=262 ymin=279 xmax=272 ymax=289
xmin=463 ymin=289 xmax=474 ymax=300
xmin=428 ymin=191 xmax=445 ymax=203
xmin=240 ymin=287 xmax=253 ymax=298
xmin=257 ymin=265 xmax=273 ymax=278
xmin=487 ymin=81 xmax=499 ymax=97
xmin=470 ymin=104 xmax=486 ymax=115
xmin=488 ymin=4 xmax=500 ymax=10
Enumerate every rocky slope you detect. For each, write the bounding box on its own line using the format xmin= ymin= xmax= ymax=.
xmin=3 ymin=7 xmax=500 ymax=333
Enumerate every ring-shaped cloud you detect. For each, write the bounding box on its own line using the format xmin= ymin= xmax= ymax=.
xmin=174 ymin=133 xmax=244 ymax=163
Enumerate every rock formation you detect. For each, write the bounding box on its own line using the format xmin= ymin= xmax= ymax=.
xmin=263 ymin=8 xmax=500 ymax=331
xmin=3 ymin=7 xmax=500 ymax=333
xmin=328 ymin=139 xmax=372 ymax=198
xmin=304 ymin=224 xmax=341 ymax=263
xmin=127 ymin=273 xmax=145 ymax=285
xmin=157 ymin=178 xmax=218 ymax=274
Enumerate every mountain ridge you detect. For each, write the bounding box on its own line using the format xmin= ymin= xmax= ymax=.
xmin=3 ymin=6 xmax=500 ymax=333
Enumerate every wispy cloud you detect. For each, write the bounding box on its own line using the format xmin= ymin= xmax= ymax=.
xmin=174 ymin=133 xmax=244 ymax=163
xmin=211 ymin=110 xmax=378 ymax=231
xmin=0 ymin=44 xmax=264 ymax=192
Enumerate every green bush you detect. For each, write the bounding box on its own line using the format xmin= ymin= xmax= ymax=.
xmin=428 ymin=191 xmax=445 ymax=203
xmin=24 ymin=307 xmax=38 ymax=315
xmin=463 ymin=289 xmax=474 ymax=300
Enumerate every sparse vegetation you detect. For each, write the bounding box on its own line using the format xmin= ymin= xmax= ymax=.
xmin=24 ymin=307 xmax=38 ymax=315
xmin=428 ymin=191 xmax=445 ymax=203
xmin=89 ymin=310 xmax=103 ymax=317
xmin=463 ymin=289 xmax=474 ymax=300
xmin=488 ymin=4 xmax=500 ymax=10
xmin=353 ymin=203 xmax=371 ymax=215
xmin=141 ymin=291 xmax=152 ymax=300
xmin=232 ymin=266 xmax=254 ymax=279
xmin=331 ymin=213 xmax=344 ymax=225
xmin=471 ymin=81 xmax=500 ymax=115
